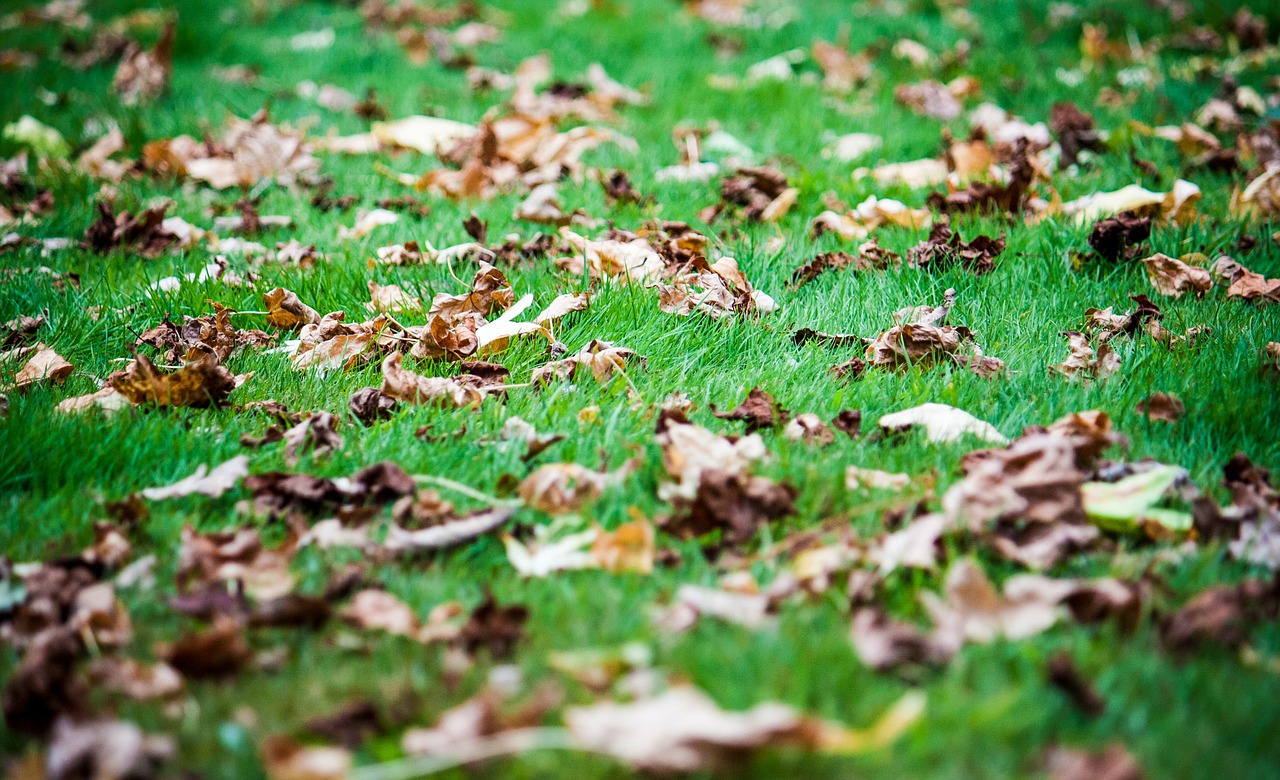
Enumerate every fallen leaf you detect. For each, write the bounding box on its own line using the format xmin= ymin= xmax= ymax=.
xmin=1081 ymin=465 xmax=1192 ymax=534
xmin=1135 ymin=392 xmax=1184 ymax=422
xmin=878 ymin=403 xmax=1007 ymax=445
xmin=141 ymin=456 xmax=248 ymax=500
xmin=261 ymin=735 xmax=352 ymax=780
xmin=1141 ymin=253 xmax=1212 ymax=298
xmin=1050 ymin=332 xmax=1120 ymax=381
xmin=109 ymin=353 xmax=237 ymax=408
xmin=712 ymin=387 xmax=789 ymax=432
xmin=380 ymin=353 xmax=484 ymax=408
xmin=1045 ymin=744 xmax=1144 ymax=780
xmin=11 ymin=343 xmax=72 ymax=390
xmin=565 ymin=685 xmax=922 ymax=772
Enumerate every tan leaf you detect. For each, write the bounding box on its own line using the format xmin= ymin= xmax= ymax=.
xmin=264 ymin=288 xmax=320 ymax=329
xmin=380 ymin=352 xmax=483 ymax=408
xmin=877 ymin=403 xmax=1007 ymax=445
xmin=110 ymin=353 xmax=236 ymax=408
xmin=12 ymin=343 xmax=72 ymax=389
xmin=261 ymin=735 xmax=351 ymax=780
xmin=141 ymin=456 xmax=249 ymax=500
xmin=1141 ymin=253 xmax=1212 ymax=298
xmin=365 ymin=280 xmax=422 ymax=313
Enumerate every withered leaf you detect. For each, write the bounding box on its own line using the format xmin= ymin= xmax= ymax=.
xmin=348 ymin=387 xmax=398 ymax=425
xmin=109 ymin=353 xmax=237 ymax=408
xmin=1088 ymin=211 xmax=1152 ymax=261
xmin=1135 ymin=392 xmax=1184 ymax=422
xmin=712 ymin=387 xmax=789 ymax=432
xmin=264 ymin=287 xmax=321 ymax=329
xmin=907 ymin=223 xmax=1006 ymax=274
xmin=455 ymin=592 xmax=527 ymax=658
xmin=1141 ymin=253 xmax=1212 ymax=298
xmin=380 ymin=353 xmax=484 ymax=408
xmin=161 ymin=616 xmax=253 ymax=679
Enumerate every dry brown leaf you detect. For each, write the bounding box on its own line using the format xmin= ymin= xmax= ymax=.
xmin=365 ymin=280 xmax=422 ymax=313
xmin=878 ymin=403 xmax=1007 ymax=444
xmin=261 ymin=735 xmax=352 ymax=780
xmin=518 ymin=461 xmax=634 ymax=514
xmin=809 ymin=196 xmax=931 ymax=240
xmin=1135 ymin=392 xmax=1184 ymax=422
xmin=264 ymin=288 xmax=321 ymax=329
xmin=109 ymin=353 xmax=236 ymax=408
xmin=565 ymin=685 xmax=923 ymax=772
xmin=141 ymin=456 xmax=248 ymax=500
xmin=146 ymin=111 xmax=318 ymax=190
xmin=112 ymin=21 xmax=173 ymax=106
xmin=380 ymin=352 xmax=484 ymax=408
xmin=11 ymin=343 xmax=72 ymax=390
xmin=531 ymin=340 xmax=637 ymax=385
xmin=1050 ymin=332 xmax=1120 ymax=380
xmin=657 ymin=421 xmax=767 ymax=500
xmin=1141 ymin=253 xmax=1212 ymax=298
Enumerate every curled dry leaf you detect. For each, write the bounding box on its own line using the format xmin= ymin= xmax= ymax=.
xmin=518 ymin=461 xmax=635 ymax=514
xmin=1059 ymin=179 xmax=1201 ymax=224
xmin=384 ymin=507 xmax=516 ymax=554
xmin=783 ymin=413 xmax=835 ymax=444
xmin=558 ymin=228 xmax=666 ymax=283
xmin=564 ymin=685 xmax=924 ymax=772
xmin=87 ymin=658 xmax=183 ymax=701
xmin=532 ymin=340 xmax=637 ymax=384
xmin=868 ymin=513 xmax=950 ymax=574
xmin=365 ymin=280 xmax=422 ymax=313
xmin=140 ymin=455 xmax=248 ymax=500
xmin=713 ymin=386 xmax=789 ymax=432
xmin=338 ymin=208 xmax=399 ymax=240
xmin=1212 ymin=255 xmax=1280 ymax=303
xmin=1135 ymin=392 xmax=1184 ymax=422
xmin=791 ymin=240 xmax=900 ymax=287
xmin=348 ymin=387 xmax=398 ymax=425
xmin=851 ymin=608 xmax=957 ymax=672
xmin=281 ymin=412 xmax=344 ymax=466
xmin=923 ymin=560 xmax=1138 ymax=646
xmin=113 ymin=20 xmax=174 ymax=105
xmin=261 ymin=735 xmax=352 ymax=780
xmin=380 ymin=353 xmax=484 ymax=408
xmin=109 ymin=353 xmax=236 ymax=408
xmin=1160 ymin=576 xmax=1280 ymax=653
xmin=1141 ymin=253 xmax=1212 ymax=298
xmin=292 ymin=313 xmax=389 ymax=373
xmin=657 ymin=421 xmax=767 ymax=500
xmin=810 ymin=196 xmax=930 ymax=241
xmin=655 ymin=256 xmax=777 ymax=319
xmin=655 ymin=584 xmax=771 ymax=632
xmin=11 ymin=343 xmax=72 ymax=390
xmin=1232 ymin=165 xmax=1280 ymax=221
xmin=1050 ymin=332 xmax=1120 ymax=381
xmin=1088 ymin=211 xmax=1152 ymax=261
xmin=878 ymin=403 xmax=1007 ymax=445
xmin=908 ymin=223 xmax=1006 ymax=274
xmin=664 ymin=469 xmax=797 ymax=546
xmin=144 ymin=111 xmax=319 ymax=190
xmin=161 ymin=616 xmax=253 ymax=679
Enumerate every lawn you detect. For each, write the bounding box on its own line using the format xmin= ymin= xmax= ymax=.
xmin=3 ymin=0 xmax=1280 ymax=777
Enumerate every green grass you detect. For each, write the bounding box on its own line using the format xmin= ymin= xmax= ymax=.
xmin=3 ymin=0 xmax=1280 ymax=777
